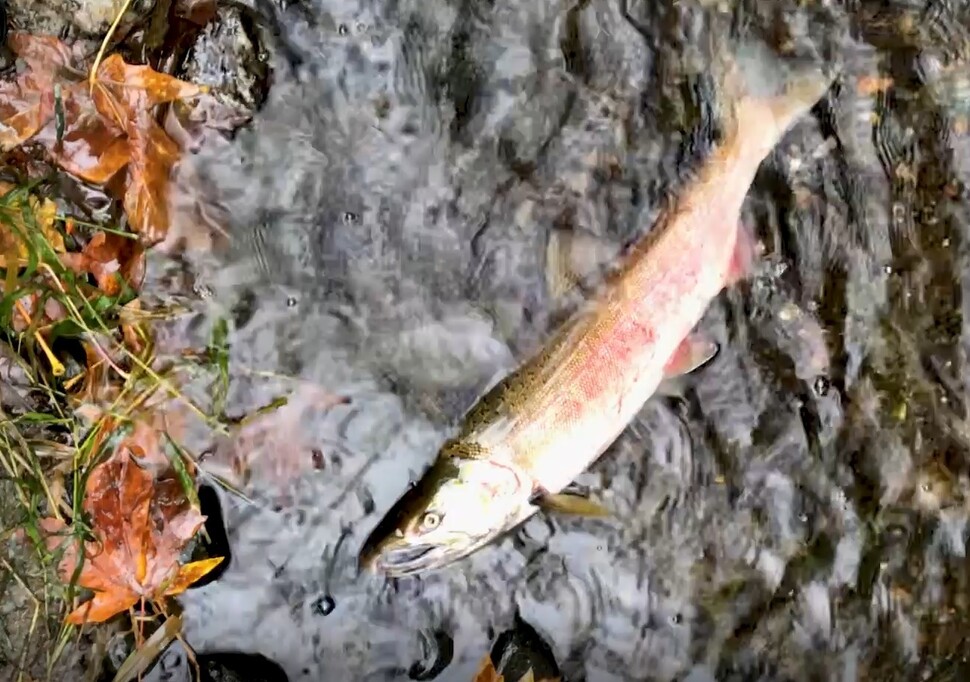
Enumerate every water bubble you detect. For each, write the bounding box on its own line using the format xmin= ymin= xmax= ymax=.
xmin=311 ymin=449 xmax=325 ymax=470
xmin=813 ymin=376 xmax=830 ymax=396
xmin=311 ymin=594 xmax=336 ymax=616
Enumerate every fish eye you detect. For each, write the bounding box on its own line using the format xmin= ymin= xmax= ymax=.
xmin=420 ymin=512 xmax=442 ymax=531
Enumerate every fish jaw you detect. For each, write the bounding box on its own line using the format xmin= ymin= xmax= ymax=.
xmin=358 ymin=453 xmax=536 ymax=578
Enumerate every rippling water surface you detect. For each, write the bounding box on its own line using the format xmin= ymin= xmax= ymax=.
xmin=141 ymin=0 xmax=970 ymax=679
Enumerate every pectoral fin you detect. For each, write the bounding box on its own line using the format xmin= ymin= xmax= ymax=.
xmin=663 ymin=333 xmax=719 ymax=379
xmin=530 ymin=486 xmax=611 ymax=517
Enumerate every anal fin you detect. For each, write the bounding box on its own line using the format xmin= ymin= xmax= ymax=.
xmin=725 ymin=219 xmax=764 ymax=287
xmin=663 ymin=333 xmax=719 ymax=379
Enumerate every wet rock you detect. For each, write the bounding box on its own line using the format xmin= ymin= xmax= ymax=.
xmin=407 ymin=629 xmax=453 ymax=681
xmin=6 ymin=0 xmax=151 ymax=36
xmin=0 ymin=341 xmax=34 ymax=413
xmin=186 ymin=484 xmax=232 ymax=588
xmin=180 ymin=6 xmax=270 ymax=118
xmin=198 ymin=652 xmax=289 ymax=682
xmin=131 ymin=641 xmax=289 ymax=682
xmin=476 ymin=615 xmax=562 ymax=682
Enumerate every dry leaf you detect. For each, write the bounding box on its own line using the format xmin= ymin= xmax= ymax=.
xmin=123 ymin=111 xmax=182 ymax=244
xmin=161 ymin=557 xmax=224 ymax=596
xmin=117 ymin=418 xmax=170 ymax=469
xmin=40 ymin=445 xmax=221 ymax=625
xmin=120 ymin=298 xmax=151 ymax=355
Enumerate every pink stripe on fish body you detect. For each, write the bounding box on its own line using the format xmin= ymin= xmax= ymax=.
xmin=510 ymin=209 xmax=740 ymax=485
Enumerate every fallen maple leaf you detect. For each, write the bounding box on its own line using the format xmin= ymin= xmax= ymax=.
xmin=40 ymin=444 xmax=221 ymax=625
xmin=0 ymin=34 xmax=75 ymax=150
xmin=58 ymin=230 xmax=146 ymax=295
xmin=2 ymin=33 xmax=131 ymax=183
xmin=91 ymin=54 xmax=205 ymax=243
xmin=1 ymin=33 xmax=208 ymax=244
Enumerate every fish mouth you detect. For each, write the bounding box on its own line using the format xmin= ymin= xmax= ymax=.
xmin=374 ymin=544 xmax=460 ymax=578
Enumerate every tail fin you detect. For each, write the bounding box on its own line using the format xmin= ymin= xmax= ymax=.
xmin=717 ymin=41 xmax=835 ymax=157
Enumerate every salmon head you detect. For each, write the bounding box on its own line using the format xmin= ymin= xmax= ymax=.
xmin=358 ymin=449 xmax=533 ymax=577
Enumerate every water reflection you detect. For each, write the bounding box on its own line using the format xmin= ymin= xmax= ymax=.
xmin=146 ymin=0 xmax=970 ymax=679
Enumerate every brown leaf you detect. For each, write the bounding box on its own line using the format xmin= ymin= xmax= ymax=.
xmin=117 ymin=418 xmax=170 ymax=470
xmin=58 ymin=231 xmax=146 ymax=295
xmin=0 ymin=33 xmax=74 ymax=150
xmin=33 ymin=89 xmax=131 ymax=185
xmin=40 ymin=441 xmax=214 ymax=625
xmin=1 ymin=33 xmax=130 ymax=183
xmin=3 ymin=36 xmax=207 ymax=244
xmin=8 ymin=33 xmax=77 ymax=73
xmin=90 ymin=55 xmax=205 ymax=242
xmin=68 ymin=341 xmax=113 ymax=405
xmin=175 ymin=0 xmax=219 ymax=26
xmin=123 ymin=110 xmax=182 ymax=243
xmin=94 ymin=55 xmax=206 ymax=117
xmin=120 ymin=298 xmax=151 ymax=355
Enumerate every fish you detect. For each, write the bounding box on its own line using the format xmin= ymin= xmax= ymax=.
xmin=358 ymin=43 xmax=835 ymax=578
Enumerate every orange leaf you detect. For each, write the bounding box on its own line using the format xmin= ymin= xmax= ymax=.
xmin=88 ymin=55 xmax=204 ymax=242
xmin=162 ymin=557 xmax=225 ymax=596
xmin=7 ymin=32 xmax=77 ymax=73
xmin=58 ymin=230 xmax=146 ymax=295
xmin=857 ymin=75 xmax=894 ymax=96
xmin=40 ymin=438 xmax=209 ymax=625
xmin=0 ymin=33 xmax=74 ymax=150
xmin=473 ymin=656 xmax=504 ymax=682
xmin=65 ymin=590 xmax=140 ymax=625
xmin=1 ymin=33 xmax=131 ymax=183
xmin=94 ymin=55 xmax=206 ymax=114
xmin=123 ymin=110 xmax=182 ymax=243
xmin=35 ymin=97 xmax=131 ymax=185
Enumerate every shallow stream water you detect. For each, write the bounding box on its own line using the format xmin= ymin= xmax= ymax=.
xmin=131 ymin=0 xmax=970 ymax=680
